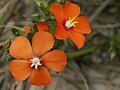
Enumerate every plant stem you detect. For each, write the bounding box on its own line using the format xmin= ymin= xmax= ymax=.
xmin=67 ymin=45 xmax=100 ymax=58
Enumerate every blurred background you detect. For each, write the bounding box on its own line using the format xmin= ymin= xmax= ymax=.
xmin=0 ymin=0 xmax=120 ymax=90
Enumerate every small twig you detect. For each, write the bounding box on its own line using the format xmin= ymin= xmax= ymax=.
xmin=2 ymin=0 xmax=19 ymax=25
xmin=68 ymin=61 xmax=89 ymax=90
xmin=0 ymin=0 xmax=20 ymax=35
xmin=0 ymin=25 xmax=22 ymax=30
xmin=90 ymin=0 xmax=112 ymax=22
xmin=79 ymin=72 xmax=89 ymax=90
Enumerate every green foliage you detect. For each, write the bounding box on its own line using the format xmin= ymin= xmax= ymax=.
xmin=29 ymin=14 xmax=42 ymax=23
xmin=27 ymin=24 xmax=38 ymax=42
xmin=107 ymin=28 xmax=120 ymax=60
xmin=11 ymin=28 xmax=24 ymax=37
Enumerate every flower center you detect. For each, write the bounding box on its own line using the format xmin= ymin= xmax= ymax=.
xmin=65 ymin=17 xmax=78 ymax=29
xmin=30 ymin=57 xmax=42 ymax=69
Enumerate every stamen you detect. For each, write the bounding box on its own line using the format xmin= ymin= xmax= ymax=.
xmin=70 ymin=17 xmax=75 ymax=22
xmin=30 ymin=57 xmax=42 ymax=69
xmin=65 ymin=17 xmax=78 ymax=29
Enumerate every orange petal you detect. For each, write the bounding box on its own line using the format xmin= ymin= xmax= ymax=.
xmin=49 ymin=3 xmax=64 ymax=23
xmin=37 ymin=22 xmax=49 ymax=32
xmin=9 ymin=60 xmax=32 ymax=81
xmin=29 ymin=66 xmax=52 ymax=85
xmin=10 ymin=36 xmax=33 ymax=59
xmin=41 ymin=50 xmax=67 ymax=72
xmin=76 ymin=16 xmax=91 ymax=34
xmin=64 ymin=1 xmax=80 ymax=19
xmin=55 ymin=24 xmax=68 ymax=39
xmin=67 ymin=30 xmax=85 ymax=49
xmin=32 ymin=31 xmax=54 ymax=56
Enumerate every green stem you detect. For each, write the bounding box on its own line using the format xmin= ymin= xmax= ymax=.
xmin=67 ymin=45 xmax=100 ymax=58
xmin=61 ymin=40 xmax=68 ymax=51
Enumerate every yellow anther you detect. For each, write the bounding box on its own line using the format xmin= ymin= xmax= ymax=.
xmin=69 ymin=17 xmax=75 ymax=22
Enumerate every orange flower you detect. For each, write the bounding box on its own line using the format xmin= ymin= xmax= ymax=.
xmin=50 ymin=1 xmax=91 ymax=49
xmin=9 ymin=31 xmax=67 ymax=86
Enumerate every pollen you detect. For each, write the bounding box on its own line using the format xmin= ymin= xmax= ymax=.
xmin=30 ymin=57 xmax=42 ymax=69
xmin=65 ymin=17 xmax=78 ymax=29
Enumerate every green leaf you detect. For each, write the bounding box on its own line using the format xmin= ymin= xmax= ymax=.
xmin=29 ymin=14 xmax=42 ymax=23
xmin=11 ymin=28 xmax=24 ymax=37
xmin=5 ymin=54 xmax=14 ymax=61
xmin=109 ymin=50 xmax=116 ymax=60
xmin=34 ymin=0 xmax=42 ymax=6
xmin=49 ymin=0 xmax=55 ymax=3
xmin=27 ymin=33 xmax=34 ymax=43
xmin=33 ymin=24 xmax=38 ymax=33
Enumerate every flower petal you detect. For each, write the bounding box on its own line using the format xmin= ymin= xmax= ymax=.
xmin=64 ymin=1 xmax=80 ymax=19
xmin=76 ymin=16 xmax=91 ymax=34
xmin=49 ymin=3 xmax=64 ymax=23
xmin=29 ymin=66 xmax=52 ymax=85
xmin=32 ymin=31 xmax=54 ymax=56
xmin=9 ymin=60 xmax=32 ymax=81
xmin=37 ymin=22 xmax=49 ymax=32
xmin=67 ymin=30 xmax=85 ymax=49
xmin=10 ymin=36 xmax=33 ymax=59
xmin=55 ymin=24 xmax=68 ymax=39
xmin=41 ymin=50 xmax=67 ymax=72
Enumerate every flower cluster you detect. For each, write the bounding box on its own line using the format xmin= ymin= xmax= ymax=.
xmin=9 ymin=1 xmax=91 ymax=86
